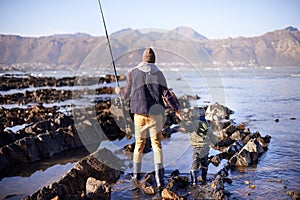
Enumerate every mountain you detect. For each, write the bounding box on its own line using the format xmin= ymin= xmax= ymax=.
xmin=0 ymin=33 xmax=104 ymax=71
xmin=199 ymin=26 xmax=300 ymax=67
xmin=1 ymin=26 xmax=299 ymax=71
xmin=173 ymin=26 xmax=207 ymax=41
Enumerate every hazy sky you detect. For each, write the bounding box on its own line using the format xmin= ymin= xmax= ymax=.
xmin=0 ymin=0 xmax=299 ymax=39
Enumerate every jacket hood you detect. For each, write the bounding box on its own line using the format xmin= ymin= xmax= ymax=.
xmin=135 ymin=62 xmax=160 ymax=74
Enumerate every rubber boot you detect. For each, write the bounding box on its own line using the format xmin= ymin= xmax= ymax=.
xmin=132 ymin=163 xmax=142 ymax=190
xmin=199 ymin=168 xmax=207 ymax=185
xmin=154 ymin=163 xmax=164 ymax=194
xmin=190 ymin=170 xmax=198 ymax=186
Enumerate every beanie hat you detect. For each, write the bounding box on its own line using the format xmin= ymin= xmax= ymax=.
xmin=142 ymin=48 xmax=156 ymax=63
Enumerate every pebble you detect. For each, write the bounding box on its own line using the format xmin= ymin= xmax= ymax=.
xmin=249 ymin=185 xmax=256 ymax=189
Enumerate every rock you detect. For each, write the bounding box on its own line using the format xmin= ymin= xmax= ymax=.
xmin=249 ymin=184 xmax=256 ymax=189
xmin=228 ymin=138 xmax=266 ymax=167
xmin=0 ymin=150 xmax=12 ymax=171
xmin=86 ymin=177 xmax=110 ymax=199
xmin=230 ymin=130 xmax=242 ymax=141
xmin=225 ymin=124 xmax=237 ymax=136
xmin=216 ymin=137 xmax=235 ymax=148
xmin=24 ymin=182 xmax=69 ymax=200
xmin=210 ymin=155 xmax=221 ymax=167
xmin=36 ymin=133 xmax=63 ymax=158
xmin=236 ymin=123 xmax=245 ymax=130
xmin=243 ymin=138 xmax=264 ymax=154
xmin=27 ymin=148 xmax=121 ymax=199
xmin=211 ymin=175 xmax=224 ymax=191
xmin=262 ymin=134 xmax=272 ymax=144
xmin=212 ymin=189 xmax=225 ymax=200
xmin=15 ymin=136 xmax=42 ymax=162
xmin=0 ymin=130 xmax=16 ymax=147
xmin=141 ymin=174 xmax=155 ymax=195
xmin=161 ymin=189 xmax=181 ymax=200
xmin=55 ymin=113 xmax=73 ymax=128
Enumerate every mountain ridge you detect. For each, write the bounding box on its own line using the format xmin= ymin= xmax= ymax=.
xmin=1 ymin=26 xmax=299 ymax=71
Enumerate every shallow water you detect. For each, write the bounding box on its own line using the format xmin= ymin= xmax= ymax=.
xmin=0 ymin=147 xmax=89 ymax=200
xmin=0 ymin=66 xmax=300 ymax=199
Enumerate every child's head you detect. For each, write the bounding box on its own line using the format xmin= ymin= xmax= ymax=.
xmin=179 ymin=106 xmax=207 ymax=133
xmin=181 ymin=106 xmax=206 ymax=121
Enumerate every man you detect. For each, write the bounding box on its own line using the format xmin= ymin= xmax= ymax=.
xmin=116 ymin=48 xmax=181 ymax=191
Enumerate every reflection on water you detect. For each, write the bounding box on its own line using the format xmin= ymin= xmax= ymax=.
xmin=0 ymin=147 xmax=89 ymax=199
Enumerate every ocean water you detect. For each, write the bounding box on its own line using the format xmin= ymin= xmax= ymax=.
xmin=0 ymin=66 xmax=300 ymax=199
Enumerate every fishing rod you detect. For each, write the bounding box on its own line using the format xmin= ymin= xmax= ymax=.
xmin=97 ymin=0 xmax=131 ymax=138
xmin=97 ymin=0 xmax=119 ymax=87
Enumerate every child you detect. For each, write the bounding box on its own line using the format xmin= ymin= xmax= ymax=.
xmin=180 ymin=107 xmax=218 ymax=185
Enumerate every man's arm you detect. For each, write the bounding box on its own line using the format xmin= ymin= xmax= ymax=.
xmin=115 ymin=71 xmax=132 ymax=99
xmin=162 ymin=89 xmax=179 ymax=111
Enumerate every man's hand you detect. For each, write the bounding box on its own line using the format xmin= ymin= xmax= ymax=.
xmin=175 ymin=110 xmax=182 ymax=121
xmin=115 ymin=86 xmax=121 ymax=94
xmin=125 ymin=126 xmax=132 ymax=140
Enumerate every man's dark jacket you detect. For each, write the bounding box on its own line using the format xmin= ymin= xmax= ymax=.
xmin=121 ymin=62 xmax=178 ymax=115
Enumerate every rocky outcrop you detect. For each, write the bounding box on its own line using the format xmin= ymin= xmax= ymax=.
xmin=0 ymin=74 xmax=130 ymax=172
xmin=25 ymin=148 xmax=121 ymax=200
xmin=0 ymin=101 xmax=126 ymax=171
xmin=152 ymin=103 xmax=271 ymax=199
xmin=0 ymin=75 xmax=126 ymax=91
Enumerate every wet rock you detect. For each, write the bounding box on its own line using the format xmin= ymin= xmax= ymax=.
xmin=212 ymin=190 xmax=225 ymax=200
xmin=26 ymin=148 xmax=121 ymax=200
xmin=0 ymin=149 xmax=11 ymax=170
xmin=161 ymin=189 xmax=181 ymax=200
xmin=209 ymin=155 xmax=221 ymax=167
xmin=36 ymin=133 xmax=64 ymax=158
xmin=86 ymin=177 xmax=110 ymax=199
xmin=249 ymin=184 xmax=256 ymax=189
xmin=211 ymin=175 xmax=227 ymax=199
xmin=225 ymin=124 xmax=237 ymax=136
xmin=168 ymin=175 xmax=189 ymax=191
xmin=216 ymin=137 xmax=235 ymax=148
xmin=0 ymin=129 xmax=16 ymax=147
xmin=262 ymin=134 xmax=272 ymax=144
xmin=228 ymin=138 xmax=265 ymax=167
xmin=54 ymin=113 xmax=73 ymax=128
xmin=236 ymin=123 xmax=245 ymax=130
xmin=230 ymin=130 xmax=243 ymax=141
xmin=0 ymin=123 xmax=84 ymax=170
xmin=24 ymin=182 xmax=69 ymax=200
xmin=287 ymin=191 xmax=300 ymax=200
xmin=141 ymin=174 xmax=155 ymax=195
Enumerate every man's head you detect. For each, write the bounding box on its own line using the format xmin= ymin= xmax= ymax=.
xmin=142 ymin=48 xmax=156 ymax=63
